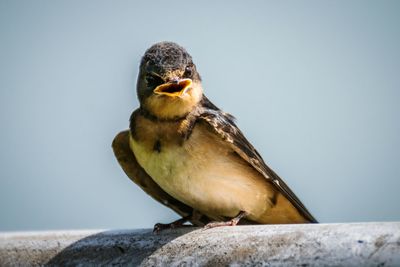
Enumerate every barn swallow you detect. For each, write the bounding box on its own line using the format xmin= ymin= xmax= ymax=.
xmin=112 ymin=41 xmax=317 ymax=232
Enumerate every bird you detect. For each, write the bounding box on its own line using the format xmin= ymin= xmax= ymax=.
xmin=112 ymin=41 xmax=317 ymax=232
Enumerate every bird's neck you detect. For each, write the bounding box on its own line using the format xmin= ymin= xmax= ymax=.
xmin=138 ymin=106 xmax=188 ymax=122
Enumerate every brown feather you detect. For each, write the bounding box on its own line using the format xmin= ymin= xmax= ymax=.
xmin=198 ymin=96 xmax=318 ymax=223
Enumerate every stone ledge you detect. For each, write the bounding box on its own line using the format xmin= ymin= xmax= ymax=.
xmin=0 ymin=222 xmax=399 ymax=266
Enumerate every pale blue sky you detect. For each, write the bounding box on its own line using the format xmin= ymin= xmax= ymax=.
xmin=0 ymin=0 xmax=399 ymax=231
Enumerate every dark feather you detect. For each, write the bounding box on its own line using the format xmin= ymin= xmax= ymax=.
xmin=198 ymin=96 xmax=318 ymax=223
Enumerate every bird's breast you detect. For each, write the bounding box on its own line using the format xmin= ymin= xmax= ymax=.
xmin=129 ymin=117 xmax=274 ymax=220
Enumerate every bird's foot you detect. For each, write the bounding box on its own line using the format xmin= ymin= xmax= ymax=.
xmin=203 ymin=211 xmax=248 ymax=230
xmin=153 ymin=216 xmax=191 ymax=233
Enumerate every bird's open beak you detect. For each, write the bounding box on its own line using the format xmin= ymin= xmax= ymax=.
xmin=153 ymin=79 xmax=192 ymax=97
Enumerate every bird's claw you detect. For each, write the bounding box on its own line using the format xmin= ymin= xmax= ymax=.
xmin=153 ymin=223 xmax=169 ymax=234
xmin=153 ymin=217 xmax=191 ymax=234
xmin=203 ymin=211 xmax=248 ymax=230
xmin=203 ymin=220 xmax=235 ymax=230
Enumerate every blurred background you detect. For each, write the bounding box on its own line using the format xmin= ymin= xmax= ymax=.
xmin=0 ymin=0 xmax=399 ymax=231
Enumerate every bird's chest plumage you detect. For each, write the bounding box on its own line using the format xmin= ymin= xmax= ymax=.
xmin=129 ymin=114 xmax=273 ymax=219
xmin=130 ymin=117 xmax=218 ymax=208
xmin=130 ymin=116 xmax=200 ymax=200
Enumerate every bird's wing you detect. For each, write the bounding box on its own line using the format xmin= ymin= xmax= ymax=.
xmin=198 ymin=98 xmax=317 ymax=223
xmin=112 ymin=130 xmax=210 ymax=226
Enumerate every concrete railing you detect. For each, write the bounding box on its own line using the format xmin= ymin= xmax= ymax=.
xmin=0 ymin=222 xmax=399 ymax=266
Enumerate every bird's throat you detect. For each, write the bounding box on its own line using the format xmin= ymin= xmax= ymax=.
xmin=143 ymin=84 xmax=203 ymax=120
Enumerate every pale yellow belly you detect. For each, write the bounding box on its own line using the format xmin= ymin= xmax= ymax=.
xmin=129 ymin=125 xmax=275 ymax=221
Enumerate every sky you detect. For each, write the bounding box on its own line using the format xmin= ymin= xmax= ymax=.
xmin=0 ymin=0 xmax=399 ymax=231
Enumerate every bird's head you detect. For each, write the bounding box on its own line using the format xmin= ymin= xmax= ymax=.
xmin=137 ymin=42 xmax=203 ymax=120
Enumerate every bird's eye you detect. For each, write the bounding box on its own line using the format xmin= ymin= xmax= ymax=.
xmin=146 ymin=74 xmax=164 ymax=87
xmin=183 ymin=66 xmax=193 ymax=78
